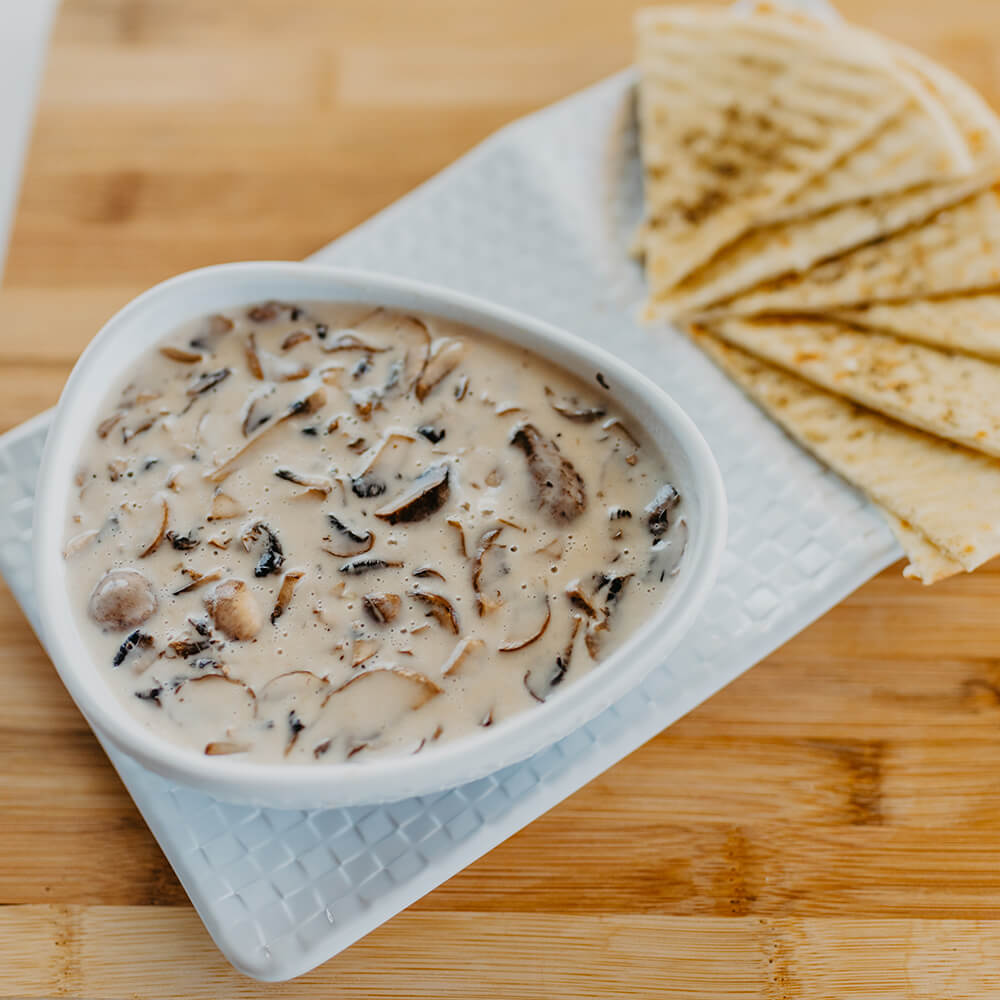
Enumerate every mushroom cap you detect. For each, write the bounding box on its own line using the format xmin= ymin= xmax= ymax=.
xmin=88 ymin=569 xmax=158 ymax=631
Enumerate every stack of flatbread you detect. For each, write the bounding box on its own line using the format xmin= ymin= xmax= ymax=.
xmin=635 ymin=4 xmax=1000 ymax=584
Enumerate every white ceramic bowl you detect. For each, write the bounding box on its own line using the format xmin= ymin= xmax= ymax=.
xmin=33 ymin=262 xmax=726 ymax=809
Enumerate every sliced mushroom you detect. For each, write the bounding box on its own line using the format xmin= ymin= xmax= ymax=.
xmin=351 ymin=637 xmax=379 ymax=668
xmin=207 ymin=490 xmax=244 ymax=522
xmin=510 ymin=424 xmax=586 ymax=522
xmin=112 ymin=629 xmax=154 ymax=667
xmin=524 ymin=616 xmax=581 ymax=702
xmin=172 ymin=567 xmax=224 ymax=595
xmin=271 ymin=570 xmax=305 ymax=624
xmin=447 ymin=518 xmax=468 ymax=558
xmin=645 ymin=484 xmax=681 ymax=537
xmin=247 ymin=300 xmax=303 ymax=323
xmin=160 ymin=345 xmax=204 ymax=364
xmin=281 ymin=330 xmax=311 ymax=351
xmin=415 ymin=338 xmax=465 ymax=401
xmin=471 ymin=526 xmax=503 ymax=615
xmin=441 ymin=637 xmax=486 ymax=677
xmin=256 ymin=670 xmax=329 ymax=754
xmin=320 ymin=332 xmax=390 ymax=354
xmin=338 ymin=557 xmax=403 ymax=575
xmin=138 ymin=496 xmax=169 ymax=558
xmin=417 ymin=424 xmax=445 ymax=444
xmin=323 ymin=513 xmax=374 ymax=557
xmin=241 ymin=521 xmax=284 ymax=577
xmin=310 ymin=668 xmax=441 ymax=759
xmin=206 ymin=386 xmax=327 ymax=483
xmin=204 ymin=741 xmax=252 ymax=756
xmin=275 ymin=468 xmax=332 ymax=496
xmin=565 ymin=579 xmax=597 ymax=618
xmin=63 ymin=529 xmax=99 ymax=559
xmin=498 ymin=595 xmax=551 ymax=652
xmin=241 ymin=391 xmax=273 ymax=437
xmin=97 ymin=412 xmax=123 ymax=439
xmin=163 ymin=673 xmax=256 ymax=733
xmin=584 ymin=618 xmax=609 ymax=659
xmin=122 ymin=415 xmax=157 ymax=444
xmin=165 ymin=529 xmax=199 ymax=551
xmin=413 ymin=565 xmax=445 ymax=581
xmin=364 ymin=592 xmax=401 ymax=624
xmin=168 ymin=636 xmax=213 ymax=658
xmin=648 ymin=518 xmax=688 ymax=582
xmin=349 ymin=311 xmax=430 ymax=393
xmin=89 ymin=569 xmax=157 ymax=631
xmin=409 ymin=589 xmax=459 ymax=634
xmin=544 ymin=386 xmax=605 ymax=422
xmin=186 ymin=368 xmax=231 ymax=397
xmin=205 ymin=578 xmax=264 ymax=640
xmin=374 ymin=465 xmax=449 ymax=524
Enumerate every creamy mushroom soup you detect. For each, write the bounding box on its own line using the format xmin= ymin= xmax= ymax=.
xmin=64 ymin=301 xmax=687 ymax=763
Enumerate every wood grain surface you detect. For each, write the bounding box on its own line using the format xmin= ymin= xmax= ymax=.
xmin=3 ymin=1 xmax=1000 ymax=996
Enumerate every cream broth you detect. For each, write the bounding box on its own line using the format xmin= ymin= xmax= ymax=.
xmin=64 ymin=301 xmax=687 ymax=763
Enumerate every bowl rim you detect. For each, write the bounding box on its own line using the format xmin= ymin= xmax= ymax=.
xmin=33 ymin=261 xmax=727 ymax=807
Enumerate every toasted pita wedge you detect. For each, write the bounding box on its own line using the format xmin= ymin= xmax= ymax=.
xmin=714 ymin=186 xmax=1000 ymax=316
xmin=651 ymin=170 xmax=990 ymax=319
xmin=690 ymin=329 xmax=1000 ymax=571
xmin=704 ymin=316 xmax=1000 ymax=458
xmin=635 ymin=5 xmax=918 ymax=291
xmin=835 ymin=292 xmax=1000 ymax=362
xmin=880 ymin=510 xmax=964 ymax=585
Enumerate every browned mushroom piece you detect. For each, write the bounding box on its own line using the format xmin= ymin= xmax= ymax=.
xmin=441 ymin=637 xmax=486 ymax=677
xmin=207 ymin=490 xmax=244 ymax=522
xmin=413 ymin=565 xmax=446 ymax=581
xmin=323 ymin=513 xmax=374 ymax=557
xmin=351 ymin=637 xmax=380 ymax=668
xmin=246 ymin=300 xmax=304 ymax=323
xmin=186 ymin=368 xmax=231 ymax=397
xmin=409 ymin=589 xmax=459 ymax=634
xmin=274 ymin=468 xmax=332 ymax=496
xmin=122 ymin=415 xmax=157 ymax=444
xmin=471 ymin=526 xmax=504 ymax=615
xmin=271 ymin=570 xmax=305 ymax=624
xmin=498 ymin=595 xmax=551 ymax=652
xmin=310 ymin=668 xmax=442 ymax=760
xmin=447 ymin=518 xmax=468 ymax=558
xmin=240 ymin=392 xmax=273 ymax=437
xmin=137 ymin=496 xmax=169 ymax=558
xmin=415 ymin=338 xmax=466 ymax=401
xmin=256 ymin=670 xmax=329 ymax=754
xmin=543 ymin=386 xmax=606 ymax=423
xmin=350 ymin=311 xmax=430 ymax=392
xmin=645 ymin=484 xmax=681 ymax=537
xmin=510 ymin=424 xmax=586 ymax=522
xmin=89 ymin=569 xmax=158 ymax=631
xmin=160 ymin=345 xmax=205 ymax=364
xmin=166 ymin=529 xmax=199 ymax=551
xmin=172 ymin=567 xmax=224 ymax=595
xmin=164 ymin=674 xmax=256 ymax=732
xmin=564 ymin=580 xmax=598 ymax=618
xmin=204 ymin=741 xmax=252 ymax=756
xmin=338 ymin=557 xmax=403 ymax=575
xmin=241 ymin=521 xmax=284 ymax=577
xmin=281 ymin=330 xmax=311 ymax=351
xmin=112 ymin=629 xmax=154 ymax=667
xmin=364 ymin=592 xmax=401 ymax=624
xmin=205 ymin=578 xmax=264 ymax=641
xmin=584 ymin=618 xmax=609 ymax=659
xmin=96 ymin=412 xmax=124 ymax=439
xmin=524 ymin=616 xmax=581 ymax=702
xmin=374 ymin=465 xmax=450 ymax=524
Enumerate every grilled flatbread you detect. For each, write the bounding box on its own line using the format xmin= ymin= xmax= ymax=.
xmin=835 ymin=292 xmax=1000 ymax=362
xmin=881 ymin=511 xmax=964 ymax=585
xmin=703 ymin=316 xmax=1000 ymax=458
xmin=635 ymin=5 xmax=918 ymax=292
xmin=690 ymin=329 xmax=1000 ymax=571
xmin=714 ymin=186 xmax=1000 ymax=315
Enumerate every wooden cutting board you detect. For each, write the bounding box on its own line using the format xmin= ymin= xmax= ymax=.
xmin=3 ymin=1 xmax=1000 ymax=996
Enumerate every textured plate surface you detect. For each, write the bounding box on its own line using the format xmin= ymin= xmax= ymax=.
xmin=0 ymin=60 xmax=898 ymax=982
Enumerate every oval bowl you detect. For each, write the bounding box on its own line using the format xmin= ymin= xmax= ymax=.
xmin=33 ymin=262 xmax=726 ymax=809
